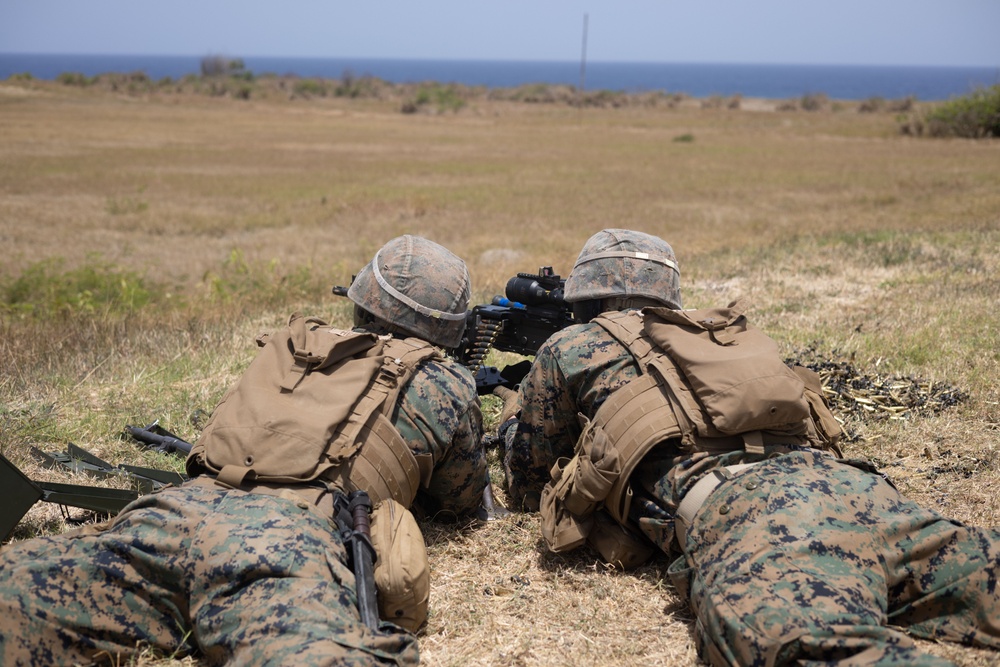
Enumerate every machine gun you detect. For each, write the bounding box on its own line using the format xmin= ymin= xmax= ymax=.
xmin=452 ymin=267 xmax=576 ymax=394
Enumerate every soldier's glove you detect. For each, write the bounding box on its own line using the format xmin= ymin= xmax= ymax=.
xmin=493 ymin=386 xmax=521 ymax=424
xmin=493 ymin=386 xmax=522 ymax=445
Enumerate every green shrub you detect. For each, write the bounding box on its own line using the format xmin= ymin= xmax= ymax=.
xmin=901 ymin=86 xmax=1000 ymax=138
xmin=233 ymin=83 xmax=253 ymax=100
xmin=201 ymin=55 xmax=249 ymax=79
xmin=496 ymin=83 xmax=574 ymax=104
xmin=292 ymin=78 xmax=328 ymax=98
xmin=96 ymin=71 xmax=154 ymax=95
xmin=56 ymin=72 xmax=92 ymax=87
xmin=800 ymin=93 xmax=829 ymax=112
xmin=858 ymin=97 xmax=885 ymax=113
xmin=1 ymin=257 xmax=160 ymax=319
xmin=335 ymin=70 xmax=368 ymax=98
xmin=579 ymin=89 xmax=627 ymax=108
xmin=921 ymin=85 xmax=1000 ymax=138
xmin=403 ymin=84 xmax=466 ymax=113
xmin=887 ymin=96 xmax=916 ymax=113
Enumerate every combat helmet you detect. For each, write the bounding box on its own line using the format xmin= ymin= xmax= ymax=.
xmin=347 ymin=235 xmax=470 ymax=348
xmin=564 ymin=229 xmax=682 ymax=312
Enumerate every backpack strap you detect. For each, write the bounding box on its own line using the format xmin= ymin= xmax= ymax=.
xmin=588 ymin=311 xmax=682 ymax=524
xmin=375 ymin=337 xmax=443 ymax=418
xmin=334 ymin=336 xmax=442 ymax=507
xmin=591 ymin=310 xmax=658 ymax=367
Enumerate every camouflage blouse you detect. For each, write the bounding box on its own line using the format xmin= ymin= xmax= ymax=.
xmin=503 ymin=319 xmax=644 ymax=511
xmin=396 ymin=354 xmax=487 ymax=518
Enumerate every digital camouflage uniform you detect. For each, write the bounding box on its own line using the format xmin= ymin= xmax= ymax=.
xmin=0 ymin=356 xmax=485 ymax=667
xmin=0 ymin=235 xmax=487 ymax=667
xmin=504 ymin=320 xmax=1000 ymax=667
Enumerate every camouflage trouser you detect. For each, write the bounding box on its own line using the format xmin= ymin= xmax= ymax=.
xmin=666 ymin=450 xmax=1000 ymax=667
xmin=0 ymin=481 xmax=418 ymax=667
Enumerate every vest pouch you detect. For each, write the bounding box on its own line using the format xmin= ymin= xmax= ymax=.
xmin=792 ymin=365 xmax=844 ymax=454
xmin=644 ymin=300 xmax=810 ymax=435
xmin=540 ymin=457 xmax=592 ymax=553
xmin=586 ymin=510 xmax=654 ymax=570
xmin=370 ymin=498 xmax=429 ymax=633
xmin=559 ymin=416 xmax=621 ymax=516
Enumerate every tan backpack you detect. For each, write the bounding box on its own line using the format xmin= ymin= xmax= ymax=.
xmin=539 ymin=299 xmax=843 ymax=566
xmin=188 ymin=313 xmax=439 ymax=495
xmin=188 ymin=312 xmax=440 ymax=629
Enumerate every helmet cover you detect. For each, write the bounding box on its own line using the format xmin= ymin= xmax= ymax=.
xmin=347 ymin=235 xmax=470 ymax=348
xmin=564 ymin=229 xmax=682 ymax=309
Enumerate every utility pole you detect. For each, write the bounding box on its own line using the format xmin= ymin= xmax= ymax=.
xmin=579 ymin=13 xmax=589 ymax=94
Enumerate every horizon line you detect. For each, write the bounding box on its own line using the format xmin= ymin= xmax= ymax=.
xmin=1 ymin=51 xmax=998 ymax=72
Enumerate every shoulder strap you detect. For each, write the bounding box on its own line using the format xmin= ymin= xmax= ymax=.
xmin=322 ymin=336 xmax=438 ymax=464
xmin=588 ymin=311 xmax=682 ymax=524
xmin=376 ymin=337 xmax=443 ymax=417
xmin=333 ymin=336 xmax=442 ymax=507
xmin=591 ymin=310 xmax=657 ymax=367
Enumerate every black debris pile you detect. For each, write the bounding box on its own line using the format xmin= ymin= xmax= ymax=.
xmin=786 ymin=348 xmax=969 ymax=443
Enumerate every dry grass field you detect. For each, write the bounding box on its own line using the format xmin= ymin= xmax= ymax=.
xmin=1 ymin=78 xmax=999 ymax=666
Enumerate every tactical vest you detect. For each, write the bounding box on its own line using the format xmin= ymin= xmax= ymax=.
xmin=539 ymin=300 xmax=843 ymax=566
xmin=187 ymin=313 xmax=440 ymax=508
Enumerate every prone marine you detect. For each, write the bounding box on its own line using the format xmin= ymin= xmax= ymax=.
xmin=0 ymin=234 xmax=488 ymax=666
xmin=500 ymin=228 xmax=1000 ymax=666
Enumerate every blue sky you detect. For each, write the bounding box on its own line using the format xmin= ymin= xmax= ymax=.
xmin=1 ymin=1 xmax=998 ymax=68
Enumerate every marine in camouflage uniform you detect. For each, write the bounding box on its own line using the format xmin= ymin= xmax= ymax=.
xmin=0 ymin=235 xmax=487 ymax=667
xmin=503 ymin=229 xmax=1000 ymax=666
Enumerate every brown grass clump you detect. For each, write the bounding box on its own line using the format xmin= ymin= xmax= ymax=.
xmin=1 ymin=80 xmax=999 ymax=666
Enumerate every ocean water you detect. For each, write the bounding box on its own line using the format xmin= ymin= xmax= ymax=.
xmin=1 ymin=53 xmax=997 ymax=101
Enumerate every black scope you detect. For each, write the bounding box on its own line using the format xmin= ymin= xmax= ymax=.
xmin=505 ymin=275 xmax=565 ymax=307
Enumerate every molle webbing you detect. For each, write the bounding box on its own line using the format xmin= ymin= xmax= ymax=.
xmin=324 ymin=366 xmax=399 ymax=464
xmin=593 ymin=372 xmax=681 ymax=524
xmin=589 ymin=311 xmax=679 ymax=524
xmin=333 ymin=336 xmax=441 ymax=507
xmin=343 ymin=415 xmax=422 ymax=507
